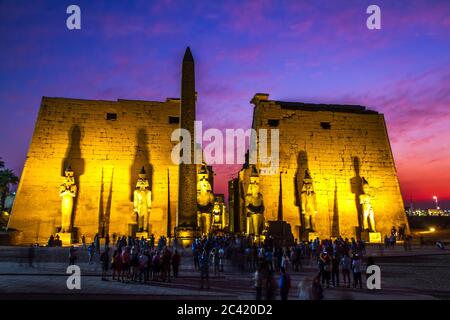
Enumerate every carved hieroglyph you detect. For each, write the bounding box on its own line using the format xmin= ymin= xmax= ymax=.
xmin=60 ymin=166 xmax=77 ymax=233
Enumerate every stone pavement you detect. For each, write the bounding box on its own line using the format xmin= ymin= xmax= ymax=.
xmin=0 ymin=245 xmax=449 ymax=300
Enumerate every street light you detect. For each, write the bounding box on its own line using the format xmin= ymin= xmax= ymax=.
xmin=433 ymin=195 xmax=440 ymax=210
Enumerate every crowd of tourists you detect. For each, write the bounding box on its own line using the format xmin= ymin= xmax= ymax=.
xmin=198 ymin=234 xmax=371 ymax=300
xmin=60 ymin=231 xmax=427 ymax=300
xmin=68 ymin=233 xmax=182 ymax=283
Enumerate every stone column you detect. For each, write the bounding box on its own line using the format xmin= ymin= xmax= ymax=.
xmin=177 ymin=47 xmax=198 ymax=229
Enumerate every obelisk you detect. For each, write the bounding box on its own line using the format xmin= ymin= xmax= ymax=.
xmin=177 ymin=47 xmax=198 ymax=232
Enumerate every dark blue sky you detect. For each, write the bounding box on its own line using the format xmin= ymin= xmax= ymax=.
xmin=0 ymin=0 xmax=449 ymax=208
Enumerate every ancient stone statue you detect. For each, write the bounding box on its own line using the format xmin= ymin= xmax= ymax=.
xmin=245 ymin=166 xmax=265 ymax=236
xmin=133 ymin=167 xmax=152 ymax=232
xmin=301 ymin=170 xmax=317 ymax=231
xmin=60 ymin=166 xmax=77 ymax=233
xmin=360 ymin=177 xmax=376 ymax=232
xmin=197 ymin=163 xmax=214 ymax=235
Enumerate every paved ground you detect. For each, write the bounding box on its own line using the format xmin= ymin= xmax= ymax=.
xmin=0 ymin=245 xmax=449 ymax=300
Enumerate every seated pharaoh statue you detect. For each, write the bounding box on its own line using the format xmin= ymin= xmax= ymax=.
xmin=245 ymin=165 xmax=265 ymax=237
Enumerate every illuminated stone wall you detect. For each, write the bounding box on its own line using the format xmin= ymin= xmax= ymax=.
xmin=250 ymin=94 xmax=409 ymax=240
xmin=9 ymin=97 xmax=180 ymax=244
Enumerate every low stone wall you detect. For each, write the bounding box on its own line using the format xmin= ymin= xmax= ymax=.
xmin=408 ymin=216 xmax=450 ymax=230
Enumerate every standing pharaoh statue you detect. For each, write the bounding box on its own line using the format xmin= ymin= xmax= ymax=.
xmin=60 ymin=166 xmax=77 ymax=233
xmin=300 ymin=170 xmax=317 ymax=231
xmin=197 ymin=163 xmax=214 ymax=235
xmin=360 ymin=177 xmax=376 ymax=232
xmin=133 ymin=167 xmax=152 ymax=232
xmin=245 ymin=166 xmax=265 ymax=237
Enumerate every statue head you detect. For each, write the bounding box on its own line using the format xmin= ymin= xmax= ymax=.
xmin=198 ymin=162 xmax=210 ymax=181
xmin=248 ymin=165 xmax=260 ymax=196
xmin=197 ymin=162 xmax=213 ymax=195
xmin=64 ymin=166 xmax=74 ymax=178
xmin=198 ymin=177 xmax=211 ymax=193
xmin=213 ymin=202 xmax=221 ymax=215
xmin=136 ymin=167 xmax=150 ymax=191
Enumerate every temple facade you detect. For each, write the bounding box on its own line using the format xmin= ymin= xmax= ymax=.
xmin=8 ymin=47 xmax=408 ymax=244
xmin=228 ymin=94 xmax=409 ymax=241
xmin=8 ymin=48 xmax=200 ymax=244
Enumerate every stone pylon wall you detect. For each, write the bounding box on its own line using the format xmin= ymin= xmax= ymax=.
xmin=9 ymin=97 xmax=181 ymax=244
xmin=251 ymin=98 xmax=409 ymax=240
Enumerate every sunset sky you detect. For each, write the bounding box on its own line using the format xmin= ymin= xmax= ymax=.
xmin=0 ymin=0 xmax=449 ymax=209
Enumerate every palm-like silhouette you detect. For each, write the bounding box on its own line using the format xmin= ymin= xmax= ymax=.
xmin=0 ymin=158 xmax=19 ymax=211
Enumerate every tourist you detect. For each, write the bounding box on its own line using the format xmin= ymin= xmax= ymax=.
xmin=278 ymin=267 xmax=291 ymax=301
xmin=290 ymin=247 xmax=299 ymax=272
xmin=47 ymin=234 xmax=54 ymax=247
xmin=94 ymin=233 xmax=100 ymax=253
xmin=100 ymin=248 xmax=109 ymax=281
xmin=297 ymin=278 xmax=311 ymax=300
xmin=130 ymin=246 xmax=140 ymax=281
xmin=212 ymin=248 xmax=220 ymax=277
xmin=281 ymin=252 xmax=290 ymax=272
xmin=218 ymin=246 xmax=225 ymax=273
xmin=351 ymin=253 xmax=362 ymax=289
xmin=121 ymin=247 xmax=131 ymax=281
xmin=105 ymin=233 xmax=110 ymax=250
xmin=265 ymin=269 xmax=276 ymax=300
xmin=88 ymin=242 xmax=95 ymax=264
xmin=149 ymin=234 xmax=155 ymax=249
xmin=340 ymin=253 xmax=351 ymax=288
xmin=111 ymin=250 xmax=118 ymax=280
xmin=311 ymin=275 xmax=324 ymax=300
xmin=152 ymin=251 xmax=160 ymax=280
xmin=138 ymin=251 xmax=149 ymax=282
xmin=81 ymin=235 xmax=86 ymax=249
xmin=68 ymin=245 xmax=77 ymax=265
xmin=253 ymin=263 xmax=264 ymax=300
xmin=319 ymin=250 xmax=331 ymax=288
xmin=384 ymin=235 xmax=390 ymax=248
xmin=193 ymin=245 xmax=200 ymax=271
xmin=172 ymin=249 xmax=181 ymax=278
xmin=161 ymin=247 xmax=172 ymax=282
xmin=199 ymin=250 xmax=210 ymax=289
xmin=331 ymin=253 xmax=340 ymax=287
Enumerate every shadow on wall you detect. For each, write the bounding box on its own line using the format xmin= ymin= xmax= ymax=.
xmin=332 ymin=180 xmax=340 ymax=237
xmin=129 ymin=128 xmax=153 ymax=202
xmin=350 ymin=156 xmax=363 ymax=232
xmin=98 ymin=167 xmax=114 ymax=237
xmin=61 ymin=124 xmax=85 ymax=231
xmin=294 ymin=150 xmax=309 ymax=233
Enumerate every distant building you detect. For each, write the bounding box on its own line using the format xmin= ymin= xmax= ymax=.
xmin=428 ymin=209 xmax=445 ymax=216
